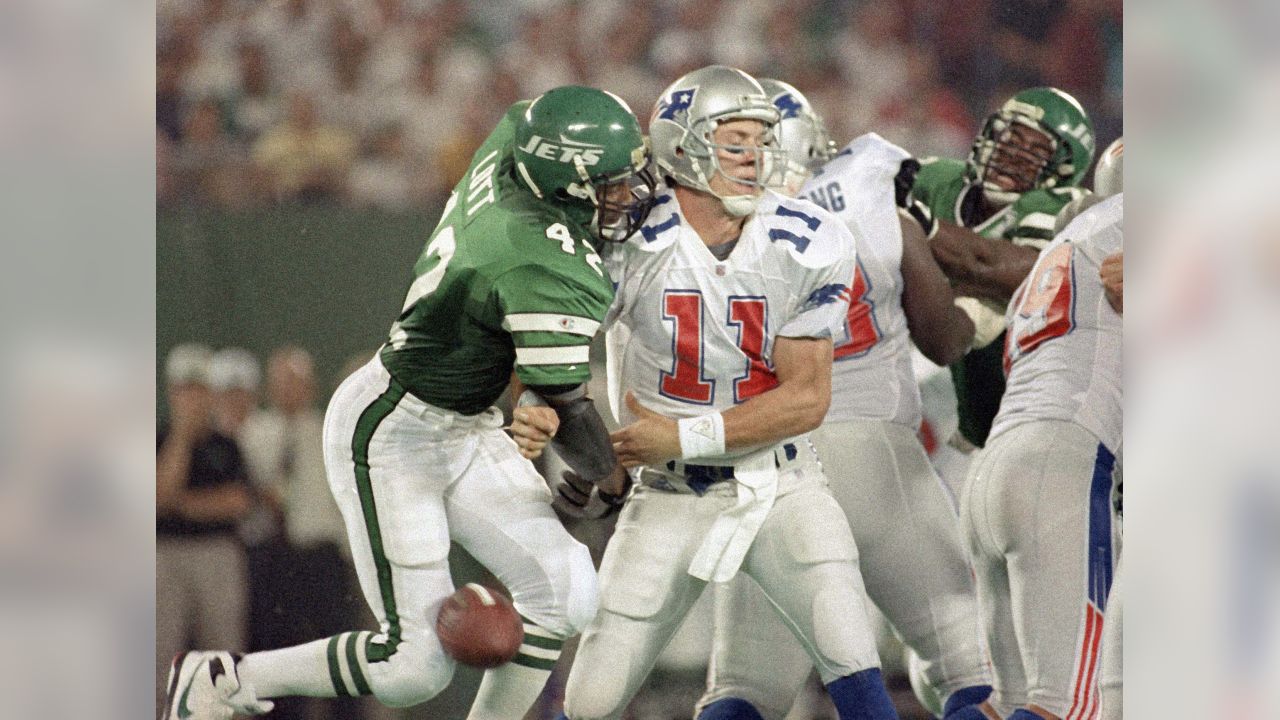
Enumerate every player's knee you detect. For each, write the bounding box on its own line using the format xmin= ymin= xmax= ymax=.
xmin=697 ymin=697 xmax=766 ymax=720
xmin=370 ymin=646 xmax=456 ymax=708
xmin=522 ymin=544 xmax=599 ymax=638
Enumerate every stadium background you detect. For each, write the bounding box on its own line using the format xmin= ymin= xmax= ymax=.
xmin=157 ymin=0 xmax=1122 ymax=717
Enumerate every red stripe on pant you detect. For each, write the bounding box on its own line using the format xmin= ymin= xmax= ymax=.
xmin=1066 ymin=604 xmax=1104 ymax=720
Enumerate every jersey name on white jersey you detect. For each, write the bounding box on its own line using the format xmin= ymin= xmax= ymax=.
xmin=803 ymin=133 xmax=920 ymax=427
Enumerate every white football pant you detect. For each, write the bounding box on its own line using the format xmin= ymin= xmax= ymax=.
xmin=321 ymin=357 xmax=598 ymax=707
xmin=961 ymin=419 xmax=1118 ymax=719
xmin=563 ymin=458 xmax=880 ymax=720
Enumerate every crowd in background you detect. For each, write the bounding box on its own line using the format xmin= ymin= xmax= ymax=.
xmin=156 ymin=0 xmax=1122 ymax=210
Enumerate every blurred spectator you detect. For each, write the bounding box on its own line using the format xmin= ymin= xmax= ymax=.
xmin=170 ymin=98 xmax=254 ymax=206
xmin=156 ymin=343 xmax=254 ymax=712
xmin=246 ymin=0 xmax=334 ymax=94
xmin=238 ymin=346 xmax=365 ymax=720
xmin=382 ymin=49 xmax=460 ymax=194
xmin=230 ymin=42 xmax=282 ymax=144
xmin=251 ymin=91 xmax=357 ymax=204
xmin=346 ymin=122 xmax=422 ymax=210
xmin=156 ymin=42 xmax=187 ymax=142
xmin=156 ymin=0 xmax=1123 ymax=210
xmin=836 ymin=0 xmax=913 ymax=135
xmin=208 ymin=346 xmax=261 ymax=437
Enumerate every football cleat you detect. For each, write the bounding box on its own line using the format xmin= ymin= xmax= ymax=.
xmin=161 ymin=651 xmax=273 ymax=720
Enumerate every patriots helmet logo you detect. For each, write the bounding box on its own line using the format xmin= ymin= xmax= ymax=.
xmin=657 ymin=89 xmax=697 ymax=121
xmin=773 ymin=92 xmax=803 ymax=119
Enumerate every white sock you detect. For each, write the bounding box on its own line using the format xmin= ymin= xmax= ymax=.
xmin=238 ymin=631 xmax=374 ymax=699
xmin=465 ymin=619 xmax=563 ymax=720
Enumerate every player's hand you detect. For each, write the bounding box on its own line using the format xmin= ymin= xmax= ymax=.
xmin=610 ymin=392 xmax=681 ymax=467
xmin=1100 ymin=251 xmax=1123 ymax=314
xmin=551 ymin=469 xmax=629 ymax=520
xmin=508 ymin=405 xmax=559 ymax=459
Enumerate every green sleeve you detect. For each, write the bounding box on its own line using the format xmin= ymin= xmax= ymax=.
xmin=912 ymin=157 xmax=967 ymax=220
xmin=492 ymin=261 xmax=612 ymax=387
xmin=1009 ymin=187 xmax=1091 ymax=247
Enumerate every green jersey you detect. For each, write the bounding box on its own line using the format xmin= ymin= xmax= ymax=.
xmin=913 ymin=157 xmax=1087 ymax=447
xmin=379 ymin=102 xmax=614 ymax=415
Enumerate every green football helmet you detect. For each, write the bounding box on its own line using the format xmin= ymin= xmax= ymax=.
xmin=966 ymin=87 xmax=1096 ymax=205
xmin=514 ymin=85 xmax=656 ymax=244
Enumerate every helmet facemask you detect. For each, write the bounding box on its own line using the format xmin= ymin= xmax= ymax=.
xmin=774 ymin=109 xmax=836 ymax=197
xmin=971 ymin=111 xmax=1070 ymax=205
xmin=679 ymin=113 xmax=787 ymax=216
xmin=562 ymin=145 xmax=659 ymax=245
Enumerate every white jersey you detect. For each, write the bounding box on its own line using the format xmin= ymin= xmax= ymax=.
xmin=604 ymin=187 xmax=857 ymax=463
xmin=801 ymin=133 xmax=920 ymax=428
xmin=992 ymin=194 xmax=1123 ymax=452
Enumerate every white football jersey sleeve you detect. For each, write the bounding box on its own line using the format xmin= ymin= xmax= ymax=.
xmin=993 ymin=193 xmax=1123 ymax=452
xmin=801 ymin=133 xmax=920 ymax=428
xmin=604 ymin=187 xmax=857 ymax=460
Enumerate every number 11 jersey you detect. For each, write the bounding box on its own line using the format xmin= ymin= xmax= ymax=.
xmin=603 ymin=187 xmax=856 ymax=462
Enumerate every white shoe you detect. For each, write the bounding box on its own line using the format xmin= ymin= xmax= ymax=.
xmin=161 ymin=651 xmax=274 ymax=720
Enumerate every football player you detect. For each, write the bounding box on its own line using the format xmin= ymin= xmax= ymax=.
xmin=552 ymin=65 xmax=898 ymax=720
xmin=960 ymin=192 xmax=1122 ymax=720
xmin=160 ymin=86 xmax=657 ymax=720
xmin=912 ymin=87 xmax=1097 ymax=455
xmin=693 ymin=80 xmax=995 ymax=720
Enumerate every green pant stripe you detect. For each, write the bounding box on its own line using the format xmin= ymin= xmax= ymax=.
xmin=512 ymin=652 xmax=558 ymax=671
xmin=352 ymin=377 xmax=408 ymax=662
xmin=345 ymin=631 xmax=373 ymax=696
xmin=326 ymin=634 xmax=352 ymax=697
xmin=521 ymin=633 xmax=562 ymax=651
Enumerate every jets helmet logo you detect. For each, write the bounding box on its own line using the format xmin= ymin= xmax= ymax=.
xmin=518 ymin=134 xmax=605 ymax=166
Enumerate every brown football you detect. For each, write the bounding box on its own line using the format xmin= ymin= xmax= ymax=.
xmin=435 ymin=583 xmax=524 ymax=668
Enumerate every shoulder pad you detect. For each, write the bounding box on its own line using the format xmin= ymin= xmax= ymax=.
xmin=810 ymin=133 xmax=910 ymax=189
xmin=627 ymin=189 xmax=682 ymax=252
xmin=755 ymin=192 xmax=857 ymax=269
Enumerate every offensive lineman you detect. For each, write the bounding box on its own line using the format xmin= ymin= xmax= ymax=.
xmin=161 ymin=86 xmax=656 ymax=720
xmin=552 ymin=65 xmax=899 ymax=720
xmin=694 ymin=79 xmax=994 ymax=720
xmin=912 ymin=87 xmax=1097 ymax=455
xmin=960 ymin=193 xmax=1123 ymax=720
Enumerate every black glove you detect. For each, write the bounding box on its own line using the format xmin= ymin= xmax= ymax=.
xmin=552 ymin=470 xmax=630 ymax=520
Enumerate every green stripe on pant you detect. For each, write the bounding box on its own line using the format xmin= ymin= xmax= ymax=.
xmin=351 ymin=377 xmax=408 ymax=662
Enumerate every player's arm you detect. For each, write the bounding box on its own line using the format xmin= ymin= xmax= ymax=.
xmin=1100 ymin=251 xmax=1123 ymax=314
xmin=930 ymin=221 xmax=1038 ymax=303
xmin=610 ymin=335 xmax=832 ymax=467
xmin=898 ymin=215 xmax=976 ymax=366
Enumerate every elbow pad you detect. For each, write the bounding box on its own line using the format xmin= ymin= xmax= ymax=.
xmin=520 ymin=386 xmax=618 ymax=485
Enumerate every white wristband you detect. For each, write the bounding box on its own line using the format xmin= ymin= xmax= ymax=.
xmin=677 ymin=412 xmax=726 ymax=459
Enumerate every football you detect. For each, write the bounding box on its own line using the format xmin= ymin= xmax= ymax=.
xmin=435 ymin=583 xmax=524 ymax=668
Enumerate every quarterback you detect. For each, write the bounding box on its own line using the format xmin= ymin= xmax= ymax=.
xmin=161 ymin=86 xmax=656 ymax=720
xmin=695 ymin=79 xmax=994 ymax=720
xmin=550 ymin=65 xmax=898 ymax=720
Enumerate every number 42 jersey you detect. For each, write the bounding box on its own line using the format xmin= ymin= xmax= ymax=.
xmin=603 ymin=188 xmax=857 ymax=460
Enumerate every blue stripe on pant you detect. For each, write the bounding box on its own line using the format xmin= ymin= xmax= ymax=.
xmin=1088 ymin=443 xmax=1116 ymax=610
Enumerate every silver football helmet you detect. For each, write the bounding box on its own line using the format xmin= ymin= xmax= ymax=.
xmin=649 ymin=65 xmax=784 ymax=216
xmin=758 ymin=78 xmax=837 ymax=196
xmin=1093 ymin=136 xmax=1123 ymax=197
